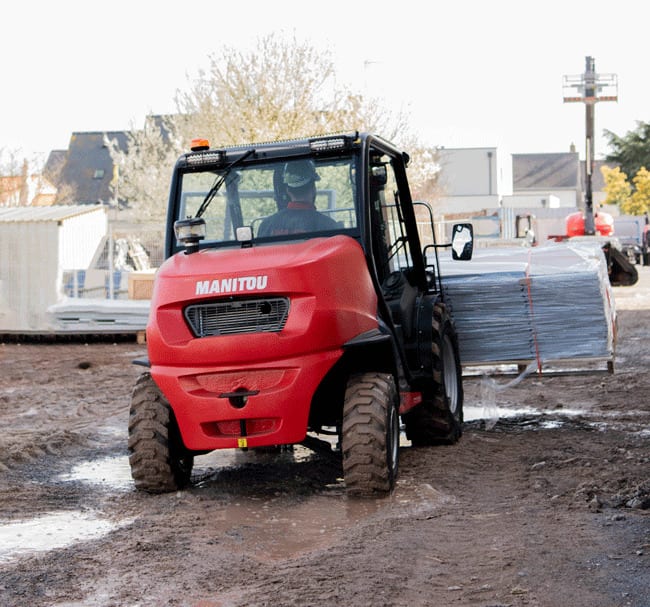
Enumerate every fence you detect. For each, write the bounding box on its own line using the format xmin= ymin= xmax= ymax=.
xmin=62 ymin=227 xmax=164 ymax=300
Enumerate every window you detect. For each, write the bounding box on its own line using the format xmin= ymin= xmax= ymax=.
xmin=368 ymin=147 xmax=414 ymax=283
xmin=177 ymin=156 xmax=359 ymax=247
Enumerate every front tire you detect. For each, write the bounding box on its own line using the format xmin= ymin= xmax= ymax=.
xmin=341 ymin=372 xmax=400 ymax=497
xmin=405 ymin=303 xmax=463 ymax=446
xmin=128 ymin=372 xmax=194 ymax=493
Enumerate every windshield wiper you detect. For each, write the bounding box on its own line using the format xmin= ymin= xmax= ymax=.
xmin=195 ymin=149 xmax=255 ymax=218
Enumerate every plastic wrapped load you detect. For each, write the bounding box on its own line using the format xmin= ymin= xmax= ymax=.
xmin=47 ymin=298 xmax=150 ymax=333
xmin=439 ymin=242 xmax=616 ymax=367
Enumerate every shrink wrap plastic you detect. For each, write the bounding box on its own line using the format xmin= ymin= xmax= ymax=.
xmin=439 ymin=242 xmax=616 ymax=368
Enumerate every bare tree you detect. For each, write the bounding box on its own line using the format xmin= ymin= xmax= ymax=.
xmin=117 ymin=33 xmax=440 ymax=221
xmin=174 ymin=33 xmax=343 ymax=145
xmin=107 ymin=116 xmax=182 ymax=222
xmin=1 ymin=148 xmax=22 ymax=205
xmin=0 ymin=149 xmax=50 ymax=206
xmin=52 ymin=181 xmax=79 ymax=206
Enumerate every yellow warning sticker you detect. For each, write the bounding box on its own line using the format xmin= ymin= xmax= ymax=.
xmin=237 ymin=438 xmax=248 ymax=448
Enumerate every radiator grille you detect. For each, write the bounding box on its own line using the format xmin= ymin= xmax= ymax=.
xmin=184 ymin=297 xmax=290 ymax=337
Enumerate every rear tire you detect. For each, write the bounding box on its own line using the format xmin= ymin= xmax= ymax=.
xmin=341 ymin=372 xmax=399 ymax=497
xmin=128 ymin=372 xmax=194 ymax=493
xmin=405 ymin=303 xmax=463 ymax=446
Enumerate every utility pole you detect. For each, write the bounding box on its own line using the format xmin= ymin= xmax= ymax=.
xmin=563 ymin=57 xmax=618 ymax=235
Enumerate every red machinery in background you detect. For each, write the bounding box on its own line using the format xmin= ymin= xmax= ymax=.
xmin=551 ymin=210 xmax=638 ymax=287
xmin=565 ymin=210 xmax=614 ymax=238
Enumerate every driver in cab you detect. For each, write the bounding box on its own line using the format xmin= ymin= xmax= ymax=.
xmin=257 ymin=160 xmax=338 ymax=237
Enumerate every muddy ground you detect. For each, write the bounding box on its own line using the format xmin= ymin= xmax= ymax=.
xmin=0 ymin=269 xmax=649 ymax=607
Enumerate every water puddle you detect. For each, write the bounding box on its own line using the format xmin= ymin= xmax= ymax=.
xmin=21 ymin=411 xmax=580 ymax=568
xmin=0 ymin=511 xmax=132 ymax=562
xmin=50 ymin=446 xmax=430 ymax=563
xmin=464 ymin=402 xmax=648 ymax=433
xmin=464 ymin=405 xmax=538 ymax=421
xmin=58 ymin=455 xmax=133 ymax=490
xmin=184 ymin=478 xmax=443 ymax=562
xmin=464 ymin=404 xmax=588 ymax=422
xmin=539 ymin=420 xmax=564 ymax=429
xmin=55 ymin=442 xmax=339 ymax=494
xmin=52 ymin=403 xmax=622 ymax=499
xmin=208 ymin=493 xmax=381 ymax=562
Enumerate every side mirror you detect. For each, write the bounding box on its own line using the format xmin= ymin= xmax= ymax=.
xmin=451 ymin=223 xmax=473 ymax=260
xmin=236 ymin=226 xmax=253 ymax=248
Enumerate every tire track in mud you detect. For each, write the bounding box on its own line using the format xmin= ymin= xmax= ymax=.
xmin=0 ymin=343 xmax=144 ymax=471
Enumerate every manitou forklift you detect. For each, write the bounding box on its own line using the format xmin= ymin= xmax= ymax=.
xmin=128 ymin=132 xmax=473 ymax=497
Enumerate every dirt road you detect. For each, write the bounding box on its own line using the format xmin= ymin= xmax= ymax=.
xmin=0 ymin=269 xmax=649 ymax=607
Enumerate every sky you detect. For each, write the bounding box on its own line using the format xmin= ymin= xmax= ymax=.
xmin=2 ymin=0 xmax=648 ymax=165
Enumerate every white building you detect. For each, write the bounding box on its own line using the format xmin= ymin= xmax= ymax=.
xmin=435 ymin=147 xmax=512 ymax=215
xmin=0 ymin=206 xmax=107 ymax=332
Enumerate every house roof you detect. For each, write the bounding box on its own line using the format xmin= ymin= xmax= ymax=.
xmin=55 ymin=131 xmax=129 ymax=205
xmin=43 ymin=149 xmax=68 ymax=184
xmin=0 ymin=204 xmax=105 ymax=223
xmin=513 ymin=152 xmax=580 ymax=190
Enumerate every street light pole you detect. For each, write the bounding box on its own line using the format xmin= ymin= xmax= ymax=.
xmin=584 ymin=56 xmax=596 ymax=234
xmin=563 ymin=57 xmax=618 ymax=235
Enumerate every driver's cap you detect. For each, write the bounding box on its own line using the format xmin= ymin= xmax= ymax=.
xmin=283 ymin=160 xmax=320 ymax=188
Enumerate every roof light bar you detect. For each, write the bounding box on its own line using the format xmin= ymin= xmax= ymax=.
xmin=185 ymin=150 xmax=225 ymax=166
xmin=309 ymin=134 xmax=355 ymax=153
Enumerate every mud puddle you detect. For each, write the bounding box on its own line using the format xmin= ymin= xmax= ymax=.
xmin=464 ymin=402 xmax=648 ymax=432
xmin=3 ymin=440 xmax=453 ymax=565
xmin=0 ymin=511 xmax=133 ymax=562
xmin=4 ymin=394 xmax=640 ymax=566
xmin=57 ymin=455 xmax=133 ymax=490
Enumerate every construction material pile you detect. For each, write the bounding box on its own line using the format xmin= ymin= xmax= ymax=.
xmin=47 ymin=298 xmax=150 ymax=334
xmin=439 ymin=242 xmax=616 ymax=369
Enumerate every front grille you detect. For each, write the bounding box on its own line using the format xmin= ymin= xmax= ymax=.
xmin=184 ymin=297 xmax=290 ymax=337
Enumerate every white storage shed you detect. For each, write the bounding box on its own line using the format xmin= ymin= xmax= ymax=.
xmin=0 ymin=205 xmax=107 ymax=333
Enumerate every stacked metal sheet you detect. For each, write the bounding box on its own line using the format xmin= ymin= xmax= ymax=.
xmin=47 ymin=298 xmax=151 ymax=334
xmin=439 ymin=242 xmax=616 ymax=367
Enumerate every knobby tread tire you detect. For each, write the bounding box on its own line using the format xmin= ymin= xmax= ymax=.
xmin=342 ymin=372 xmax=399 ymax=498
xmin=404 ymin=302 xmax=464 ymax=446
xmin=128 ymin=372 xmax=193 ymax=493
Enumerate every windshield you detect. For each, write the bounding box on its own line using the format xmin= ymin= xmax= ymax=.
xmin=176 ymin=155 xmax=359 ymax=247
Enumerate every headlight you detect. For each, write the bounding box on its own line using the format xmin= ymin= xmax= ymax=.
xmin=174 ymin=217 xmax=206 ymax=253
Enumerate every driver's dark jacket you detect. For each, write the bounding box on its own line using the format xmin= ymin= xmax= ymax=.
xmin=257 ymin=202 xmax=338 ymax=237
